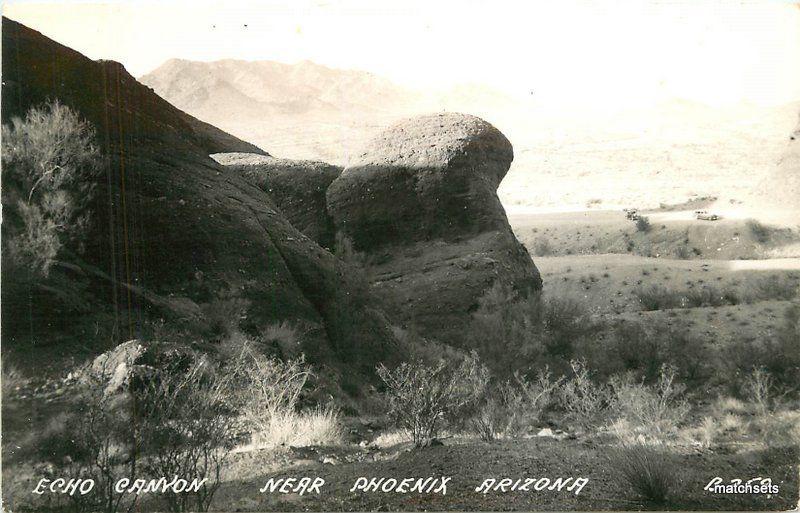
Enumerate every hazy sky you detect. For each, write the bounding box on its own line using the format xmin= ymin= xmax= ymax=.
xmin=4 ymin=0 xmax=800 ymax=108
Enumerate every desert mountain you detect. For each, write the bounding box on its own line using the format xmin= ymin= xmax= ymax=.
xmin=140 ymin=59 xmax=426 ymax=164
xmin=1 ymin=17 xmax=401 ymax=379
xmin=142 ymin=58 xmax=799 ymax=211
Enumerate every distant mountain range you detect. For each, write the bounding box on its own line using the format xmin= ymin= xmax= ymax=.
xmin=140 ymin=59 xmax=800 ymax=211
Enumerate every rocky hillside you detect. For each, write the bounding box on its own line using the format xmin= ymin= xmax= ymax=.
xmin=1 ymin=17 xmax=401 ymax=380
xmin=750 ymin=112 xmax=800 ymax=222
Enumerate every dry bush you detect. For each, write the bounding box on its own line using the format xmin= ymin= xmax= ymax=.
xmin=636 ymin=216 xmax=652 ymax=233
xmin=531 ymin=236 xmax=553 ymax=256
xmin=223 ymin=342 xmax=341 ymax=448
xmin=744 ymin=367 xmax=774 ymax=416
xmin=608 ymin=366 xmax=690 ymax=443
xmin=608 ymin=442 xmax=679 ymax=505
xmin=470 ymin=394 xmax=507 ymax=442
xmin=262 ymin=320 xmax=303 ymax=359
xmin=467 ymin=283 xmax=596 ymax=376
xmin=1 ymin=100 xmax=101 ymax=277
xmin=34 ymin=362 xmax=138 ymax=513
xmin=558 ymin=360 xmax=610 ymax=431
xmin=200 ymin=293 xmax=251 ymax=341
xmin=752 ymin=274 xmax=798 ymax=301
xmin=377 ymin=352 xmax=488 ymax=447
xmin=495 ymin=369 xmax=562 ymax=437
xmin=747 ymin=219 xmax=772 ymax=244
xmin=633 ymin=284 xmax=683 ymax=311
xmin=726 ymin=304 xmax=800 ymax=393
xmin=136 ymin=356 xmax=237 ymax=512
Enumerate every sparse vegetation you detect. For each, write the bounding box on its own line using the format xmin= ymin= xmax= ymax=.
xmin=608 ymin=443 xmax=679 ymax=505
xmin=608 ymin=366 xmax=690 ymax=443
xmin=467 ymin=283 xmax=597 ymax=375
xmin=558 ymin=360 xmax=609 ymax=431
xmin=747 ymin=219 xmax=772 ymax=244
xmin=134 ymin=349 xmax=238 ymax=513
xmin=635 ymin=216 xmax=651 ymax=233
xmin=223 ymin=338 xmax=342 ymax=448
xmin=531 ymin=235 xmax=553 ymax=256
xmin=633 ymin=284 xmax=683 ymax=310
xmin=377 ymin=352 xmax=488 ymax=447
xmin=1 ymin=100 xmax=101 ymax=277
xmin=471 ymin=368 xmax=562 ymax=440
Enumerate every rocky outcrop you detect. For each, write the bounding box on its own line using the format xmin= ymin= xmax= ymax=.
xmin=1 ymin=18 xmax=400 ymax=378
xmin=327 ymin=113 xmax=542 ymax=344
xmin=213 ymin=152 xmax=342 ymax=249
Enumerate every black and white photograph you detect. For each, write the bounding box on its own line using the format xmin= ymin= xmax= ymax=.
xmin=1 ymin=1 xmax=799 ymax=511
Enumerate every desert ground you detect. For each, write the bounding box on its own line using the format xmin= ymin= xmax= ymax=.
xmin=3 ymin=15 xmax=800 ymax=513
xmin=5 ymin=206 xmax=799 ymax=512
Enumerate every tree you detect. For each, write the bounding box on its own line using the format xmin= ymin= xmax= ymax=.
xmin=2 ymin=100 xmax=101 ymax=277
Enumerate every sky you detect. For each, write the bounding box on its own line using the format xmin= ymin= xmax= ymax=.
xmin=4 ymin=0 xmax=800 ymax=109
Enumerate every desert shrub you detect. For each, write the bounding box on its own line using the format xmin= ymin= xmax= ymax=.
xmin=751 ymin=409 xmax=800 ymax=449
xmin=608 ymin=366 xmax=690 ymax=443
xmin=262 ymin=321 xmax=303 ymax=359
xmin=721 ymin=287 xmax=741 ymax=305
xmin=608 ymin=443 xmax=679 ymax=505
xmin=223 ymin=342 xmax=341 ymax=448
xmin=502 ymin=368 xmax=562 ymax=435
xmin=470 ymin=393 xmax=507 ymax=442
xmin=531 ymin=236 xmax=553 ymax=256
xmin=683 ymin=285 xmax=726 ymax=308
xmin=136 ymin=354 xmax=237 ymax=512
xmin=752 ymin=274 xmax=798 ymax=301
xmin=471 ymin=368 xmax=562 ymax=440
xmin=747 ymin=219 xmax=772 ymax=244
xmin=674 ymin=245 xmax=691 ymax=259
xmin=1 ymin=100 xmax=101 ymax=277
xmin=582 ymin=319 xmax=712 ymax=387
xmin=200 ymin=295 xmax=251 ymax=341
xmin=558 ymin=360 xmax=610 ymax=431
xmin=636 ymin=216 xmax=651 ymax=233
xmin=633 ymin=284 xmax=682 ymax=311
xmin=744 ymin=367 xmax=774 ymax=415
xmin=35 ymin=367 xmax=138 ymax=513
xmin=467 ymin=283 xmax=596 ymax=376
xmin=377 ymin=352 xmax=488 ymax=447
xmin=726 ymin=304 xmax=800 ymax=394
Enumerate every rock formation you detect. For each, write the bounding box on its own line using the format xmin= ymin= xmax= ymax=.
xmin=327 ymin=113 xmax=542 ymax=344
xmin=213 ymin=152 xmax=342 ymax=249
xmin=1 ymin=17 xmax=400 ymax=378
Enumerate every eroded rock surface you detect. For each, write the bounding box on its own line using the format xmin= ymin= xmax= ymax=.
xmin=213 ymin=152 xmax=342 ymax=248
xmin=327 ymin=113 xmax=542 ymax=344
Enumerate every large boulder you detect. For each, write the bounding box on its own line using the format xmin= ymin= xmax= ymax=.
xmin=327 ymin=113 xmax=542 ymax=344
xmin=212 ymin=152 xmax=342 ymax=249
xmin=327 ymin=113 xmax=515 ymax=250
